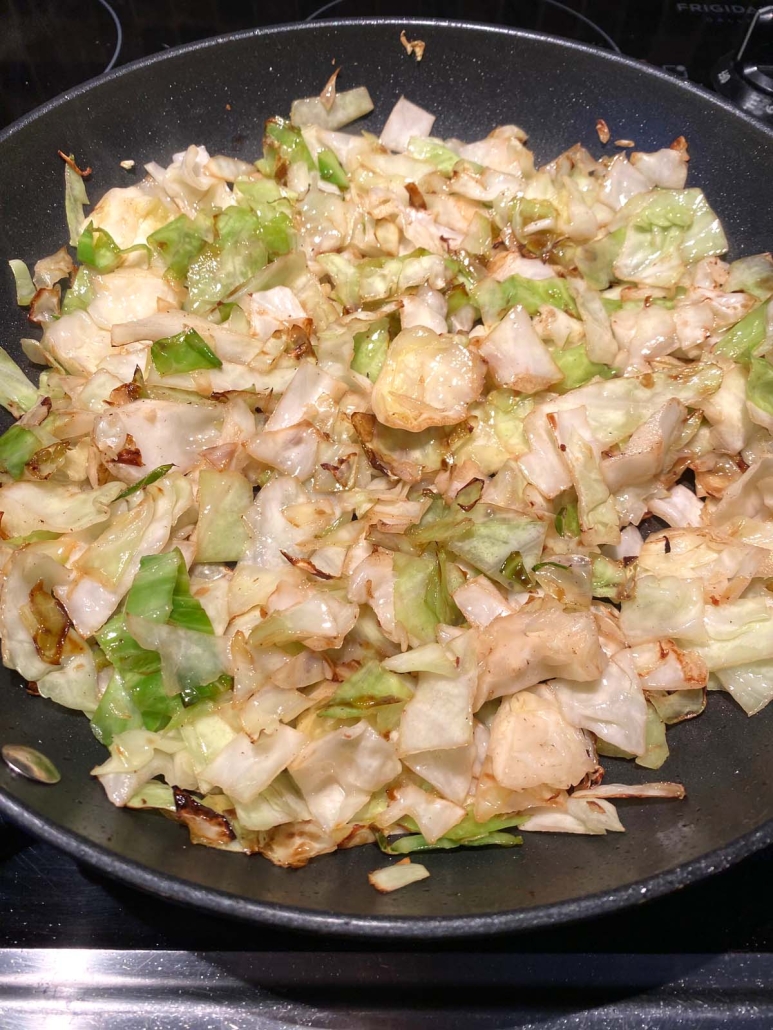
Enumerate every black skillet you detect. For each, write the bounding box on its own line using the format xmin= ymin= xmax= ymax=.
xmin=0 ymin=20 xmax=772 ymax=939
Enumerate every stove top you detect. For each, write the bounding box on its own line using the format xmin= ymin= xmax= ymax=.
xmin=2 ymin=2 xmax=773 ymax=1027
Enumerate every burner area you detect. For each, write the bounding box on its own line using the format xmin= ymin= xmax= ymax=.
xmin=0 ymin=0 xmax=120 ymax=127
xmin=0 ymin=0 xmax=766 ymax=128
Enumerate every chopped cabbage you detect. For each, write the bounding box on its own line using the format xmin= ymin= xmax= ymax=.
xmin=5 ymin=81 xmax=763 ymax=870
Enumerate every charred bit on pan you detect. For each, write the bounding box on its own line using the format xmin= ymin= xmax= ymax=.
xmin=170 ymin=787 xmax=236 ymax=846
xmin=400 ymin=30 xmax=426 ymax=61
xmin=58 ymin=151 xmax=91 ymax=177
xmin=595 ymin=119 xmax=610 ymax=144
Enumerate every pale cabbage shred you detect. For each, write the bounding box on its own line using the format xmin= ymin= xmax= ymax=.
xmin=2 ymin=89 xmax=773 ymax=872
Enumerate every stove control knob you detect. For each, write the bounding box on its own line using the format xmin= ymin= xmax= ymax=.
xmin=713 ymin=6 xmax=773 ymax=125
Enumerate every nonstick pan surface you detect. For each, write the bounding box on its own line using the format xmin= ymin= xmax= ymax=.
xmin=1 ymin=20 xmax=772 ymax=938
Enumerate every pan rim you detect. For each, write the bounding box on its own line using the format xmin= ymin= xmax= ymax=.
xmin=1 ymin=18 xmax=773 ymax=149
xmin=2 ymin=17 xmax=773 ymax=938
xmin=2 ymin=782 xmax=772 ymax=937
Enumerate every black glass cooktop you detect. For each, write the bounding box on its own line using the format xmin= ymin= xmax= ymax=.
xmin=1 ymin=1 xmax=773 ymax=1026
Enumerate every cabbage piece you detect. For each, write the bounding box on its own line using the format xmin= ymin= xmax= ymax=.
xmin=571 ymin=277 xmax=618 ymax=364
xmin=634 ymin=702 xmax=670 ymax=770
xmin=534 ymin=555 xmax=593 ymax=608
xmin=380 ymin=97 xmax=435 ymax=153
xmin=393 ymin=550 xmax=463 ymax=647
xmin=77 ymin=222 xmax=150 ymax=274
xmin=552 ymin=344 xmax=614 ymax=392
xmin=96 ymin=399 xmax=222 ymax=476
xmin=382 ymin=642 xmax=457 ymax=676
xmin=352 ymin=412 xmax=450 ymax=482
xmin=231 ymin=771 xmax=311 ymax=831
xmin=371 ymin=326 xmax=485 ymax=432
xmin=201 ymin=726 xmax=305 ymax=803
xmin=648 ymin=687 xmax=706 ymax=724
xmin=403 ymin=744 xmax=476 ymax=805
xmin=289 ymin=720 xmax=401 ymax=831
xmin=90 ymin=620 xmax=172 ymax=743
xmin=747 ymin=356 xmax=773 ymax=420
xmin=291 ymin=86 xmax=374 ymax=131
xmin=151 ymin=328 xmax=222 ymax=376
xmin=260 ymin=117 xmax=315 ymax=176
xmin=9 ymin=259 xmax=35 ymax=306
xmin=573 ymin=781 xmax=685 ymax=799
xmin=36 ymin=648 xmax=98 ymax=715
xmin=551 ymin=649 xmax=647 ymax=755
xmin=651 ymin=484 xmax=704 ymax=527
xmin=195 ymin=470 xmax=252 ymax=563
xmin=472 ymin=306 xmax=562 ymax=393
xmin=714 ymin=302 xmax=770 ymax=364
xmin=377 ymin=808 xmax=524 ymax=853
xmin=147 ymin=213 xmax=211 ymax=280
xmin=601 ymin=399 xmax=688 ymax=494
xmin=452 ymin=575 xmax=514 ymax=628
xmin=488 ymin=688 xmax=596 ymax=791
xmin=118 ymin=465 xmax=174 ymax=500
xmin=89 ymin=180 xmax=176 ymax=250
xmin=637 ymin=527 xmax=763 ymax=603
xmin=369 ymin=861 xmax=430 ymax=892
xmin=319 ymin=660 xmax=414 ymax=720
xmin=185 ymin=207 xmax=271 ymax=314
xmin=351 ymin=318 xmax=390 ymax=382
xmin=240 ymin=686 xmax=315 ymax=739
xmin=477 ymin=601 xmax=605 ymax=702
xmin=0 ymin=481 xmax=122 ymax=537
xmin=549 ymin=407 xmax=620 ymax=546
xmin=248 ymin=589 xmax=358 ymax=652
xmin=715 ymin=660 xmax=773 ymax=715
xmin=65 ymin=476 xmax=192 ymax=637
xmin=520 ymin=797 xmax=623 ymax=834
xmin=0 ymin=425 xmax=42 ymax=480
xmin=472 ymin=274 xmax=578 ymax=323
xmin=398 ymin=653 xmax=476 ymax=755
xmin=0 ymin=549 xmax=74 ymax=681
xmin=629 ymin=639 xmax=708 ymax=691
xmin=407 ymin=136 xmax=461 ymax=176
xmin=92 ymin=728 xmax=187 ymax=807
xmin=126 ymin=548 xmax=213 ymax=634
xmin=265 ymin=361 xmax=345 ymax=432
xmin=126 ymin=780 xmax=177 ymax=812
xmin=64 ymin=156 xmax=89 ymax=245
xmin=542 ymin=362 xmax=722 ymax=448
xmin=376 ymin=782 xmax=466 ymax=843
xmin=576 ymin=228 xmax=625 ymax=290
xmin=442 ymin=505 xmax=547 ymax=587
xmin=518 ymin=410 xmax=573 ymax=498
xmin=726 ymin=253 xmax=773 ymax=301
xmin=713 ymin=455 xmax=773 ymax=524
xmin=0 ymin=347 xmax=39 ymax=417
xmin=630 ymin=147 xmax=689 ymax=189
xmin=694 ymin=598 xmax=773 ymax=671
xmin=612 ymin=188 xmax=727 ymax=287
xmin=242 ymin=476 xmax=315 ymax=568
xmin=317 ymin=148 xmax=349 ymax=189
xmin=620 ymin=575 xmax=706 ymax=645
